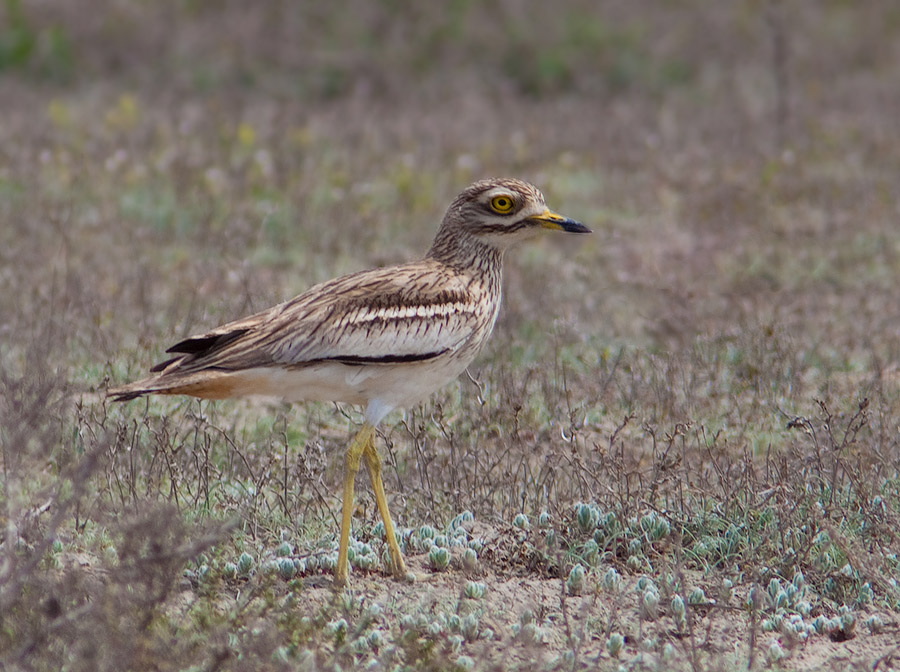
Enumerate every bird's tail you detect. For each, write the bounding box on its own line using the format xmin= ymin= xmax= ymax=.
xmin=107 ymin=368 xmax=238 ymax=402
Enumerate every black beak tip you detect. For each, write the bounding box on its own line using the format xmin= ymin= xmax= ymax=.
xmin=564 ymin=219 xmax=592 ymax=234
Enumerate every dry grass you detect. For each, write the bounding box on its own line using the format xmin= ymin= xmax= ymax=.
xmin=2 ymin=1 xmax=900 ymax=670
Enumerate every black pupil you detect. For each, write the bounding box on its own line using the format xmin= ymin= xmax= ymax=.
xmin=498 ymin=199 xmax=508 ymax=208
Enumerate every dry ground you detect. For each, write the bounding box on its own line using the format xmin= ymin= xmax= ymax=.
xmin=2 ymin=2 xmax=900 ymax=670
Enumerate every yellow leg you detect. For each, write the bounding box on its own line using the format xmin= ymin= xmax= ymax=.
xmin=363 ymin=436 xmax=408 ymax=578
xmin=334 ymin=423 xmax=375 ymax=586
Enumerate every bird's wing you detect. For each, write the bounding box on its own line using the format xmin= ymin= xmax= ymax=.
xmin=154 ymin=260 xmax=483 ymax=375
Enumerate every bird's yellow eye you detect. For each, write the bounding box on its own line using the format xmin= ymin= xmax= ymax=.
xmin=490 ymin=195 xmax=515 ymax=214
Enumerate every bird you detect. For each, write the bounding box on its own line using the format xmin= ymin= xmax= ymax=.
xmin=108 ymin=177 xmax=590 ymax=585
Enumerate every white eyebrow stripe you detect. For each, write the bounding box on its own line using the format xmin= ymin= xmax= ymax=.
xmin=348 ymin=301 xmax=477 ymax=324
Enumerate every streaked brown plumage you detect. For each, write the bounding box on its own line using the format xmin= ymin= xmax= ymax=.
xmin=109 ymin=177 xmax=590 ymax=585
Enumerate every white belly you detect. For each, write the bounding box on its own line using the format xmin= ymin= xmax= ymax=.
xmin=222 ymin=356 xmax=470 ymax=423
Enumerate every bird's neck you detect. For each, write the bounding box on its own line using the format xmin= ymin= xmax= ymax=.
xmin=426 ymin=229 xmax=504 ymax=278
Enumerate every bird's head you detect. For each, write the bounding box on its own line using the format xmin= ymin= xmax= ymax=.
xmin=430 ymin=178 xmax=590 ymax=259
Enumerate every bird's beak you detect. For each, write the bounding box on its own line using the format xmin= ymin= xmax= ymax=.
xmin=529 ymin=208 xmax=591 ymax=234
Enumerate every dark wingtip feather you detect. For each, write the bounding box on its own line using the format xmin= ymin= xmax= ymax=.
xmin=150 ymin=356 xmax=181 ymax=373
xmin=166 ymin=329 xmax=249 ymax=356
xmin=108 ymin=389 xmax=146 ymax=402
